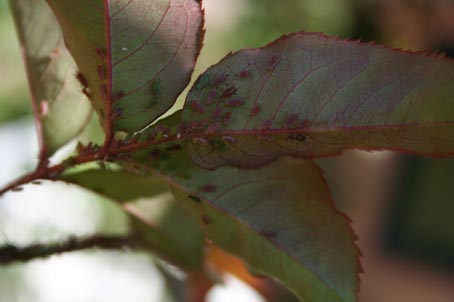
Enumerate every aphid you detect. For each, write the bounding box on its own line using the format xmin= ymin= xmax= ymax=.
xmin=97 ymin=65 xmax=105 ymax=80
xmin=287 ymin=134 xmax=306 ymax=142
xmin=205 ymin=90 xmax=217 ymax=105
xmin=11 ymin=187 xmax=23 ymax=192
xmin=222 ymin=112 xmax=232 ymax=125
xmin=76 ymin=73 xmax=92 ymax=98
xmin=193 ymin=137 xmax=209 ymax=145
xmin=206 ymin=123 xmax=221 ymax=134
xmin=112 ymin=90 xmax=126 ymax=103
xmin=76 ymin=73 xmax=88 ymax=87
xmin=249 ymin=105 xmax=260 ymax=117
xmin=111 ymin=107 xmax=123 ymax=119
xmin=238 ymin=69 xmax=251 ymax=78
xmin=211 ymin=74 xmax=228 ymax=86
xmin=260 ymin=119 xmax=273 ymax=130
xmin=188 ymin=195 xmax=201 ymax=202
xmin=151 ymin=79 xmax=161 ymax=98
xmin=221 ymin=86 xmax=237 ymax=98
xmin=31 ymin=181 xmax=42 ymax=185
xmin=262 ymin=231 xmax=277 ymax=238
xmin=226 ymin=97 xmax=244 ymax=107
xmin=267 ymin=54 xmax=280 ymax=70
xmin=222 ymin=136 xmax=237 ymax=143
xmin=190 ymin=100 xmax=205 ymax=114
xmin=195 ymin=74 xmax=211 ymax=90
xmin=201 ymin=214 xmax=211 ymax=225
xmin=284 ymin=114 xmax=300 ymax=128
xmin=96 ymin=47 xmax=106 ymax=59
xmin=200 ymin=184 xmax=217 ymax=193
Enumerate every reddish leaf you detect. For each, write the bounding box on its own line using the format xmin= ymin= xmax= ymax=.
xmin=125 ymin=147 xmax=360 ymax=301
xmin=45 ymin=0 xmax=204 ymax=136
xmin=182 ymin=32 xmax=454 ymax=168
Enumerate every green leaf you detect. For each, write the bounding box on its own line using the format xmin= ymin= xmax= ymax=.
xmin=61 ymin=169 xmax=169 ymax=202
xmin=181 ymin=32 xmax=454 ymax=168
xmin=126 ymin=149 xmax=360 ymax=301
xmin=9 ymin=0 xmax=92 ymax=155
xmin=60 ymin=169 xmax=204 ymax=270
xmin=45 ymin=0 xmax=204 ymax=134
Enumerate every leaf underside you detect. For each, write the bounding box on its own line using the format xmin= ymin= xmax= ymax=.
xmin=123 ymin=150 xmax=359 ymax=302
xmin=10 ymin=0 xmax=92 ymax=155
xmin=180 ymin=32 xmax=454 ymax=169
xmin=45 ymin=0 xmax=204 ymax=133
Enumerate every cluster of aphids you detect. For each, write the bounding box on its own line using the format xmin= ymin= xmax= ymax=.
xmin=188 ymin=66 xmax=253 ymax=123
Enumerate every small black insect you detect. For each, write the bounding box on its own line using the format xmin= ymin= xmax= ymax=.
xmin=188 ymin=195 xmax=201 ymax=202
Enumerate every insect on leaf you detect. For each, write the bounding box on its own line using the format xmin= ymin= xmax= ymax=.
xmin=182 ymin=32 xmax=454 ymax=169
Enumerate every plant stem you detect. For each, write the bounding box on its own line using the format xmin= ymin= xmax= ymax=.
xmin=0 ymin=234 xmax=139 ymax=264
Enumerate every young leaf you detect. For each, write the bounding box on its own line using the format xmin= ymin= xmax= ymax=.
xmin=9 ymin=0 xmax=92 ymax=156
xmin=182 ymin=32 xmax=454 ymax=168
xmin=60 ymin=169 xmax=204 ymax=270
xmin=125 ymin=150 xmax=360 ymax=301
xmin=45 ymin=0 xmax=204 ymax=137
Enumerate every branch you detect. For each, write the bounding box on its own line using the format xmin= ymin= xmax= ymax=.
xmin=0 ymin=234 xmax=140 ymax=265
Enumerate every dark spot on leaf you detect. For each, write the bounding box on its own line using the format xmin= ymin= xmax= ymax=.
xmin=31 ymin=181 xmax=42 ymax=185
xmin=238 ymin=69 xmax=251 ymax=78
xmin=206 ymin=123 xmax=221 ymax=134
xmin=260 ymin=120 xmax=273 ymax=129
xmin=189 ymin=195 xmax=201 ymax=202
xmin=96 ymin=48 xmax=106 ymax=59
xmin=205 ymin=90 xmax=217 ymax=105
xmin=200 ymin=184 xmax=216 ymax=193
xmin=249 ymin=105 xmax=260 ymax=117
xmin=267 ymin=54 xmax=280 ymax=70
xmin=11 ymin=187 xmax=23 ymax=192
xmin=222 ymin=112 xmax=232 ymax=125
xmin=111 ymin=107 xmax=123 ymax=119
xmin=211 ymin=74 xmax=228 ymax=86
xmin=226 ymin=98 xmax=244 ymax=107
xmin=201 ymin=214 xmax=211 ymax=224
xmin=76 ymin=73 xmax=88 ymax=87
xmin=221 ymin=86 xmax=237 ymax=98
xmin=190 ymin=100 xmax=205 ymax=114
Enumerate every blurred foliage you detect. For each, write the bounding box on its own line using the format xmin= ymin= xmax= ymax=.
xmin=229 ymin=0 xmax=355 ymax=49
xmin=0 ymin=0 xmax=30 ymax=124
